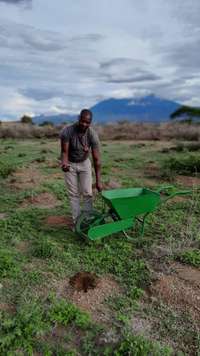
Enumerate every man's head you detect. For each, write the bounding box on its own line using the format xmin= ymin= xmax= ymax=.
xmin=78 ymin=109 xmax=92 ymax=132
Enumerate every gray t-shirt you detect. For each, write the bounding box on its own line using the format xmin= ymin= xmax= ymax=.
xmin=59 ymin=123 xmax=100 ymax=163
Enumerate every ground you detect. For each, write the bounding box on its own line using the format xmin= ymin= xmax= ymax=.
xmin=0 ymin=138 xmax=200 ymax=355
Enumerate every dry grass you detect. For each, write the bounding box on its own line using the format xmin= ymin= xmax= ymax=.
xmin=1 ymin=121 xmax=200 ymax=141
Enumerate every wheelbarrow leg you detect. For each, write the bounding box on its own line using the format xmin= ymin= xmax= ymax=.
xmin=140 ymin=213 xmax=149 ymax=237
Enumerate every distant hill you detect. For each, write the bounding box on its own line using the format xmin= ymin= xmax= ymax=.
xmin=33 ymin=113 xmax=75 ymax=125
xmin=32 ymin=95 xmax=181 ymax=124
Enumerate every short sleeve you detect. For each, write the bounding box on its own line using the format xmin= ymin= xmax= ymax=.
xmin=59 ymin=126 xmax=71 ymax=143
xmin=89 ymin=128 xmax=100 ymax=149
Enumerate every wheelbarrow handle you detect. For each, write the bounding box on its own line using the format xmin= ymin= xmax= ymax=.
xmin=160 ymin=189 xmax=192 ymax=203
xmin=155 ymin=185 xmax=176 ymax=193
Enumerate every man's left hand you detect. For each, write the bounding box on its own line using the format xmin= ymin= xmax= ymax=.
xmin=96 ymin=182 xmax=103 ymax=192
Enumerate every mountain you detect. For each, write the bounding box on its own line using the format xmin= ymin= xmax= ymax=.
xmin=90 ymin=95 xmax=180 ymax=122
xmin=33 ymin=113 xmax=76 ymax=125
xmin=32 ymin=95 xmax=180 ymax=124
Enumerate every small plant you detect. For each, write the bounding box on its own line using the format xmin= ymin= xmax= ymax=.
xmin=48 ymin=298 xmax=91 ymax=330
xmin=0 ymin=161 xmax=16 ymax=178
xmin=162 ymin=155 xmax=200 ymax=174
xmin=31 ymin=238 xmax=55 ymax=258
xmin=0 ymin=300 xmax=48 ymax=354
xmin=113 ymin=334 xmax=172 ymax=356
xmin=178 ymin=249 xmax=200 ymax=267
xmin=0 ymin=249 xmax=20 ymax=278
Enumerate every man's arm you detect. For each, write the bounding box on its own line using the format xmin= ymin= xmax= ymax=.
xmin=60 ymin=140 xmax=70 ymax=172
xmin=92 ymin=148 xmax=102 ymax=192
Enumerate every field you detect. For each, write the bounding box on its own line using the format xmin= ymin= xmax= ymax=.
xmin=0 ymin=137 xmax=200 ymax=355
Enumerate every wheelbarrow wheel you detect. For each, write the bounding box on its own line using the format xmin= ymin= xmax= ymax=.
xmin=75 ymin=210 xmax=105 ymax=240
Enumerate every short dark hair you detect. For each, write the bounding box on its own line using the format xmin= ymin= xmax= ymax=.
xmin=80 ymin=109 xmax=92 ymax=120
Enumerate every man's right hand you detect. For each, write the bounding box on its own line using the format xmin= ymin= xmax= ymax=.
xmin=61 ymin=161 xmax=70 ymax=172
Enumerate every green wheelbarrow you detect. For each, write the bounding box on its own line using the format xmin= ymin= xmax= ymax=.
xmin=75 ymin=186 xmax=192 ymax=241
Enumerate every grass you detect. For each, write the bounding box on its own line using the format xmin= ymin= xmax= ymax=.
xmin=162 ymin=154 xmax=200 ymax=174
xmin=177 ymin=249 xmax=200 ymax=267
xmin=0 ymin=138 xmax=199 ymax=354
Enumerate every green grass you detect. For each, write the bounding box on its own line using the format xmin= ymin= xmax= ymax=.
xmin=0 ymin=138 xmax=199 ymax=354
xmin=178 ymin=249 xmax=200 ymax=267
xmin=162 ymin=154 xmax=200 ymax=174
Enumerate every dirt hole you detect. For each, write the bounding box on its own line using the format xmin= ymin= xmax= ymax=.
xmin=69 ymin=271 xmax=99 ymax=293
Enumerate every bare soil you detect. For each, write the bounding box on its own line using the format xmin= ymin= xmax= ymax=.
xmin=51 ymin=274 xmax=121 ymax=324
xmin=21 ymin=192 xmax=61 ymax=209
xmin=44 ymin=215 xmax=70 ymax=226
xmin=69 ymin=271 xmax=99 ymax=293
xmin=8 ymin=165 xmax=44 ymax=190
xmin=149 ymin=262 xmax=200 ymax=322
xmin=176 ymin=175 xmax=200 ymax=187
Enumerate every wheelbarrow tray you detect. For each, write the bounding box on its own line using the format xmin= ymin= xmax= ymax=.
xmin=102 ymin=188 xmax=160 ymax=219
xmin=76 ymin=186 xmax=192 ymax=241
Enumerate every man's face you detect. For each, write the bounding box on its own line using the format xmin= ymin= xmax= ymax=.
xmin=78 ymin=113 xmax=91 ymax=132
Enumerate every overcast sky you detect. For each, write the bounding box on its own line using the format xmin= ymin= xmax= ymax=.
xmin=0 ymin=0 xmax=200 ymax=120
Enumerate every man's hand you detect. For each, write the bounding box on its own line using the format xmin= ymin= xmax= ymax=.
xmin=61 ymin=160 xmax=70 ymax=172
xmin=96 ymin=181 xmax=103 ymax=192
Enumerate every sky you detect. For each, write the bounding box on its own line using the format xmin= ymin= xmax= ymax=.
xmin=0 ymin=0 xmax=200 ymax=120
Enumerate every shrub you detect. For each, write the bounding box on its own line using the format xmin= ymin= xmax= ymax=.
xmin=48 ymin=298 xmax=91 ymax=329
xmin=178 ymin=249 xmax=200 ymax=267
xmin=20 ymin=115 xmax=33 ymax=124
xmin=0 ymin=161 xmax=16 ymax=178
xmin=162 ymin=155 xmax=200 ymax=174
xmin=114 ymin=334 xmax=172 ymax=356
xmin=0 ymin=249 xmax=20 ymax=278
xmin=39 ymin=121 xmax=54 ymax=127
xmin=0 ymin=301 xmax=47 ymax=354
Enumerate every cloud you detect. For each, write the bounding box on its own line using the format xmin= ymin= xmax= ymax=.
xmin=0 ymin=0 xmax=31 ymax=7
xmin=0 ymin=0 xmax=30 ymax=3
xmin=1 ymin=0 xmax=200 ymax=120
xmin=100 ymin=58 xmax=160 ymax=83
xmin=19 ymin=88 xmax=65 ymax=101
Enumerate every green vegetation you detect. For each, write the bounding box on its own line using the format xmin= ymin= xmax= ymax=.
xmin=170 ymin=105 xmax=200 ymax=123
xmin=0 ymin=138 xmax=199 ymax=354
xmin=20 ymin=114 xmax=33 ymax=124
xmin=162 ymin=155 xmax=200 ymax=174
xmin=0 ymin=161 xmax=17 ymax=178
xmin=49 ymin=298 xmax=91 ymax=329
xmin=178 ymin=249 xmax=200 ymax=267
xmin=113 ymin=334 xmax=172 ymax=356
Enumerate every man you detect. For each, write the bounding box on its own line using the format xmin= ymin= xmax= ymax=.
xmin=60 ymin=109 xmax=102 ymax=229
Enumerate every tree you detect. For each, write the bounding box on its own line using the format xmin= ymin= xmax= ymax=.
xmin=20 ymin=115 xmax=33 ymax=124
xmin=170 ymin=106 xmax=200 ymax=123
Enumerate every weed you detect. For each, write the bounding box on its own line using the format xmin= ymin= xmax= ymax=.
xmin=0 ymin=249 xmax=20 ymax=278
xmin=0 ymin=161 xmax=16 ymax=178
xmin=177 ymin=249 xmax=200 ymax=267
xmin=31 ymin=237 xmax=56 ymax=258
xmin=48 ymin=298 xmax=91 ymax=329
xmin=0 ymin=300 xmax=48 ymax=355
xmin=113 ymin=334 xmax=172 ymax=355
xmin=162 ymin=155 xmax=200 ymax=174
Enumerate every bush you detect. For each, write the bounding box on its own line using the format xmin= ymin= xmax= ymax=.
xmin=48 ymin=298 xmax=91 ymax=329
xmin=0 ymin=161 xmax=16 ymax=178
xmin=0 ymin=249 xmax=20 ymax=278
xmin=20 ymin=115 xmax=33 ymax=124
xmin=114 ymin=334 xmax=172 ymax=355
xmin=39 ymin=121 xmax=54 ymax=127
xmin=162 ymin=155 xmax=200 ymax=174
xmin=178 ymin=249 xmax=200 ymax=267
xmin=0 ymin=301 xmax=47 ymax=354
